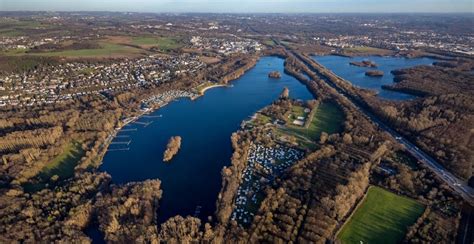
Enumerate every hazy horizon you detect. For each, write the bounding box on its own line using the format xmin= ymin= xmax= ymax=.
xmin=0 ymin=0 xmax=473 ymax=13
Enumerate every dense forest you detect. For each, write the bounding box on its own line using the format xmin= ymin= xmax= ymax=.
xmin=375 ymin=60 xmax=474 ymax=180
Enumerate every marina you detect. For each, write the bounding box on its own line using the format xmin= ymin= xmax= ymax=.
xmin=100 ymin=56 xmax=314 ymax=222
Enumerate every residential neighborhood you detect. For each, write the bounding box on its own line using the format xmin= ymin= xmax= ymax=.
xmin=0 ymin=54 xmax=205 ymax=107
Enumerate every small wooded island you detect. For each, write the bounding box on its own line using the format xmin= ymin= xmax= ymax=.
xmin=350 ymin=60 xmax=378 ymax=68
xmin=268 ymin=71 xmax=282 ymax=78
xmin=163 ymin=136 xmax=182 ymax=162
xmin=365 ymin=70 xmax=384 ymax=77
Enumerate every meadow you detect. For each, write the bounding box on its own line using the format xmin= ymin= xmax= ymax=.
xmin=280 ymin=101 xmax=344 ymax=149
xmin=337 ymin=186 xmax=425 ymax=244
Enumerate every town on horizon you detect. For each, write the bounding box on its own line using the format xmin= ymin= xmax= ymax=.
xmin=1 ymin=0 xmax=473 ymax=13
xmin=0 ymin=5 xmax=473 ymax=244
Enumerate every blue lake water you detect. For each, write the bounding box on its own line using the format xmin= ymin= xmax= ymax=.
xmin=312 ymin=55 xmax=436 ymax=100
xmin=99 ymin=56 xmax=313 ymax=223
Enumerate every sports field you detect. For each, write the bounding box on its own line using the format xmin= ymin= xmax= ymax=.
xmin=337 ymin=186 xmax=425 ymax=244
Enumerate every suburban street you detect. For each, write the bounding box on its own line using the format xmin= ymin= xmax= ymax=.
xmin=285 ymin=46 xmax=474 ymax=205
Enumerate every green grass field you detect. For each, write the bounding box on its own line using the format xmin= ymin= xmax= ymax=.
xmin=344 ymin=46 xmax=393 ymax=55
xmin=282 ymin=101 xmax=344 ymax=142
xmin=0 ymin=48 xmax=28 ymax=56
xmin=0 ymin=29 xmax=24 ymax=37
xmin=1 ymin=42 xmax=144 ymax=58
xmin=38 ymin=141 xmax=85 ymax=181
xmin=23 ymin=141 xmax=85 ymax=192
xmin=264 ymin=39 xmax=276 ymax=46
xmin=288 ymin=105 xmax=307 ymax=121
xmin=131 ymin=37 xmax=181 ymax=50
xmin=0 ymin=19 xmax=53 ymax=37
xmin=338 ymin=186 xmax=425 ymax=244
xmin=1 ymin=33 xmax=180 ymax=58
xmin=31 ymin=43 xmax=143 ymax=58
xmin=1 ymin=37 xmax=179 ymax=58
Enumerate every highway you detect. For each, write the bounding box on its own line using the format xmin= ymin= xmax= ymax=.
xmin=282 ymin=45 xmax=474 ymax=205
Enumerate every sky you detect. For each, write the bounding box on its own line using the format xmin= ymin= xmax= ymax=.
xmin=0 ymin=0 xmax=473 ymax=13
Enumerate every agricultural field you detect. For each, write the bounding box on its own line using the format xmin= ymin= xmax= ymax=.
xmin=130 ymin=36 xmax=182 ymax=51
xmin=343 ymin=46 xmax=394 ymax=56
xmin=32 ymin=42 xmax=144 ymax=58
xmin=0 ymin=19 xmax=54 ymax=37
xmin=337 ymin=186 xmax=425 ymax=244
xmin=263 ymin=39 xmax=276 ymax=46
xmin=1 ymin=41 xmax=145 ymax=59
xmin=0 ymin=35 xmax=182 ymax=59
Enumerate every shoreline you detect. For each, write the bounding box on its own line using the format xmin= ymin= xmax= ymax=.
xmin=317 ymin=52 xmax=444 ymax=61
xmin=97 ymin=56 xmax=260 ymax=168
xmin=199 ymin=84 xmax=230 ymax=95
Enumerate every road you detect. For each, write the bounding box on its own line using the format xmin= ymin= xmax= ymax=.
xmin=281 ymin=44 xmax=474 ymax=205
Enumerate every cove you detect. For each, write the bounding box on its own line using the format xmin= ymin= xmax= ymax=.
xmin=312 ymin=55 xmax=436 ymax=100
xmin=99 ymin=56 xmax=313 ymax=223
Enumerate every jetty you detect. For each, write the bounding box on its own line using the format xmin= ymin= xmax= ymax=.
xmin=120 ymin=128 xmax=137 ymax=132
xmin=143 ymin=115 xmax=162 ymax=118
xmin=107 ymin=148 xmax=130 ymax=152
xmin=133 ymin=121 xmax=153 ymax=127
xmin=111 ymin=140 xmax=132 ymax=146
xmin=115 ymin=135 xmax=130 ymax=138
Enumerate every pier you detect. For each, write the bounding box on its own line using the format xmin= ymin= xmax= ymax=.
xmin=120 ymin=128 xmax=137 ymax=132
xmin=115 ymin=135 xmax=130 ymax=138
xmin=107 ymin=148 xmax=130 ymax=152
xmin=133 ymin=121 xmax=153 ymax=127
xmin=110 ymin=140 xmax=132 ymax=146
xmin=143 ymin=115 xmax=162 ymax=118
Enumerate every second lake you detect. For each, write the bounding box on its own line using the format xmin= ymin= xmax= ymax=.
xmin=312 ymin=55 xmax=436 ymax=100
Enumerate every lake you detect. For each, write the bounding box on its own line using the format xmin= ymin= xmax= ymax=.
xmin=312 ymin=55 xmax=436 ymax=100
xmin=99 ymin=56 xmax=314 ymax=223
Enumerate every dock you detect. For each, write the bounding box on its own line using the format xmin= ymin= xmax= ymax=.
xmin=110 ymin=140 xmax=132 ymax=146
xmin=143 ymin=115 xmax=162 ymax=118
xmin=107 ymin=148 xmax=130 ymax=152
xmin=115 ymin=135 xmax=130 ymax=138
xmin=133 ymin=121 xmax=153 ymax=127
xmin=120 ymin=128 xmax=137 ymax=132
